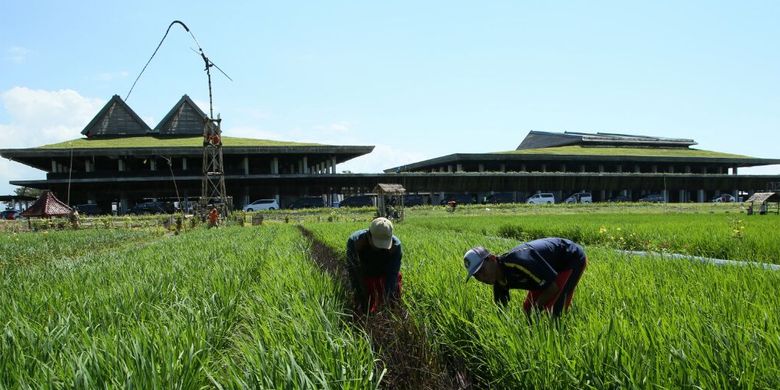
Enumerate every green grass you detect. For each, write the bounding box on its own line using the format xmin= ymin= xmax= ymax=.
xmin=307 ymin=221 xmax=780 ymax=389
xmin=3 ymin=205 xmax=779 ymax=388
xmin=407 ymin=212 xmax=780 ymax=264
xmin=0 ymin=224 xmax=377 ymax=388
xmin=37 ymin=136 xmax=321 ymax=149
xmin=499 ymin=145 xmax=753 ymax=159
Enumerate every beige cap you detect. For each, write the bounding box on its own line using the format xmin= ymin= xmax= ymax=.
xmin=369 ymin=217 xmax=394 ymax=249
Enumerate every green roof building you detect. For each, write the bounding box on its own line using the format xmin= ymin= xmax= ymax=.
xmin=384 ymin=131 xmax=780 ymax=203
xmin=1 ymin=95 xmax=373 ymax=212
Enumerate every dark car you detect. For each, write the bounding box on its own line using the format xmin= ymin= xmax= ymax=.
xmin=609 ymin=194 xmax=632 ymax=202
xmin=403 ymin=194 xmax=427 ymax=207
xmin=339 ymin=195 xmax=375 ymax=208
xmin=638 ymin=194 xmax=665 ymax=203
xmin=75 ymin=203 xmax=103 ymax=216
xmin=288 ymin=196 xmax=325 ymax=209
xmin=484 ymin=192 xmax=516 ymax=204
xmin=1 ymin=210 xmax=21 ymax=220
xmin=129 ymin=201 xmax=171 ymax=215
xmin=439 ymin=193 xmax=476 ymax=205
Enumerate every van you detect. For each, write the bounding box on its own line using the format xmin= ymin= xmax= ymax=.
xmin=484 ymin=192 xmax=516 ymax=204
xmin=564 ymin=192 xmax=592 ymax=204
xmin=526 ymin=193 xmax=555 ymax=204
xmin=288 ymin=196 xmax=325 ymax=209
xmin=243 ymin=199 xmax=280 ymax=211
xmin=339 ymin=195 xmax=376 ymax=208
xmin=75 ymin=203 xmax=103 ymax=215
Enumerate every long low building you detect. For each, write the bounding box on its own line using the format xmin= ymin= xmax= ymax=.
xmin=384 ymin=131 xmax=780 ymax=202
xmin=3 ymin=101 xmax=780 ymax=209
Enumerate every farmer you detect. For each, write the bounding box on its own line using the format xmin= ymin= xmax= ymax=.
xmin=463 ymin=237 xmax=587 ymax=317
xmin=207 ymin=206 xmax=219 ymax=228
xmin=346 ymin=217 xmax=402 ymax=313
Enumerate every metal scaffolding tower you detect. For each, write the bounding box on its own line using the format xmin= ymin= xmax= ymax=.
xmin=200 ymin=116 xmax=231 ymax=214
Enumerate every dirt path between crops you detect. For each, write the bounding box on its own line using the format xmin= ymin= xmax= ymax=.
xmin=298 ymin=226 xmax=471 ymax=390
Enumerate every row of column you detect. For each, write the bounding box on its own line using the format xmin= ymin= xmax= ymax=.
xmin=429 ymin=164 xmax=741 ymax=174
xmin=50 ymin=156 xmax=340 ymax=175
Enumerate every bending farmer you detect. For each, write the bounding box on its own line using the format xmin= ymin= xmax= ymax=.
xmin=463 ymin=237 xmax=586 ymax=316
xmin=346 ymin=217 xmax=402 ymax=313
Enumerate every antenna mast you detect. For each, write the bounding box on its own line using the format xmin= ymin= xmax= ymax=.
xmin=126 ymin=20 xmax=233 ymax=216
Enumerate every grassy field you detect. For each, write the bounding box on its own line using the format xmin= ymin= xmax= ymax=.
xmin=38 ymin=135 xmax=321 ymax=149
xmin=1 ymin=225 xmax=376 ymax=388
xmin=1 ymin=204 xmax=778 ymax=388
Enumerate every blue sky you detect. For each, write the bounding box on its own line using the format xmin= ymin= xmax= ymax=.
xmin=2 ymin=1 xmax=779 ymax=195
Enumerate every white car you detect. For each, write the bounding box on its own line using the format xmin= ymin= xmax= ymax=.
xmin=243 ymin=199 xmax=279 ymax=211
xmin=712 ymin=194 xmax=735 ymax=203
xmin=564 ymin=192 xmax=593 ymax=204
xmin=526 ymin=193 xmax=556 ymax=204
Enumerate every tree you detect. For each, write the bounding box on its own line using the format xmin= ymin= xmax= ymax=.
xmin=4 ymin=186 xmax=44 ymax=209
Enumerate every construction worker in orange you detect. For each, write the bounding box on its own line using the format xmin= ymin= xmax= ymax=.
xmin=207 ymin=206 xmax=219 ymax=228
xmin=346 ymin=217 xmax=402 ymax=313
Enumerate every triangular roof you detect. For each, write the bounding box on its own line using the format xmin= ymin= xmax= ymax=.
xmin=153 ymin=95 xmax=209 ymax=136
xmin=81 ymin=95 xmax=151 ymax=137
xmin=745 ymin=192 xmax=780 ymax=204
xmin=20 ymin=190 xmax=72 ymax=218
xmin=374 ymin=183 xmax=406 ymax=194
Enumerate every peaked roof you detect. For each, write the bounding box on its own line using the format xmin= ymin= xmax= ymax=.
xmin=374 ymin=183 xmax=406 ymax=194
xmin=81 ymin=95 xmax=151 ymax=137
xmin=517 ymin=131 xmax=697 ymax=150
xmin=745 ymin=192 xmax=779 ymax=204
xmin=20 ymin=190 xmax=72 ymax=218
xmin=153 ymin=95 xmax=209 ymax=136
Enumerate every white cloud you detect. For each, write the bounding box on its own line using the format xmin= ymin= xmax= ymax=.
xmin=0 ymin=87 xmax=104 ymax=148
xmin=0 ymin=87 xmax=104 ymax=194
xmin=6 ymin=46 xmax=31 ymax=64
xmin=339 ymin=144 xmax=428 ymax=173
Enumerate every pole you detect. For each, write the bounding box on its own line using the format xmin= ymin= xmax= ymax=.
xmin=67 ymin=144 xmax=73 ymax=205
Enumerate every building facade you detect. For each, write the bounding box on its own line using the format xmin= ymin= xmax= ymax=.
xmin=383 ymin=131 xmax=780 ymax=203
xmin=1 ymin=95 xmax=373 ymax=212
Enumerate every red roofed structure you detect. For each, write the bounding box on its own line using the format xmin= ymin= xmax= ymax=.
xmin=21 ymin=190 xmax=73 ymax=218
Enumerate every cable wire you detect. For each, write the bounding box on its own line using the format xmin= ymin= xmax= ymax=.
xmin=125 ymin=20 xmax=191 ymax=101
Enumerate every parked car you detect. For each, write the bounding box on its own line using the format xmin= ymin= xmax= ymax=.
xmin=1 ymin=210 xmax=21 ymax=220
xmin=339 ymin=195 xmax=375 ymax=208
xmin=74 ymin=203 xmax=103 ymax=216
xmin=403 ymin=194 xmax=427 ymax=207
xmin=609 ymin=194 xmax=632 ymax=202
xmin=526 ymin=193 xmax=556 ymax=204
xmin=638 ymin=194 xmax=665 ymax=203
xmin=564 ymin=192 xmax=593 ymax=204
xmin=712 ymin=194 xmax=736 ymax=203
xmin=288 ymin=196 xmax=324 ymax=209
xmin=484 ymin=192 xmax=516 ymax=204
xmin=243 ymin=199 xmax=279 ymax=211
xmin=129 ymin=201 xmax=172 ymax=215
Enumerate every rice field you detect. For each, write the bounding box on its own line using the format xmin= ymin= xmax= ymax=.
xmin=1 ymin=205 xmax=779 ymax=388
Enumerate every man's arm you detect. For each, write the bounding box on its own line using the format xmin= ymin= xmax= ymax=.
xmin=346 ymin=235 xmax=366 ymax=306
xmin=493 ymin=284 xmax=510 ymax=306
xmin=384 ymin=242 xmax=402 ymax=300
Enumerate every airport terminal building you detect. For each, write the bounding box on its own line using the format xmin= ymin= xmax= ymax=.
xmin=0 ymin=95 xmax=373 ymax=212
xmin=384 ymin=131 xmax=780 ymax=203
xmin=3 ymin=99 xmax=780 ymax=211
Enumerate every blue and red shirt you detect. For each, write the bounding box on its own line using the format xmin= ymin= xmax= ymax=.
xmin=493 ymin=237 xmax=585 ymax=304
xmin=346 ymin=229 xmax=402 ymax=299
